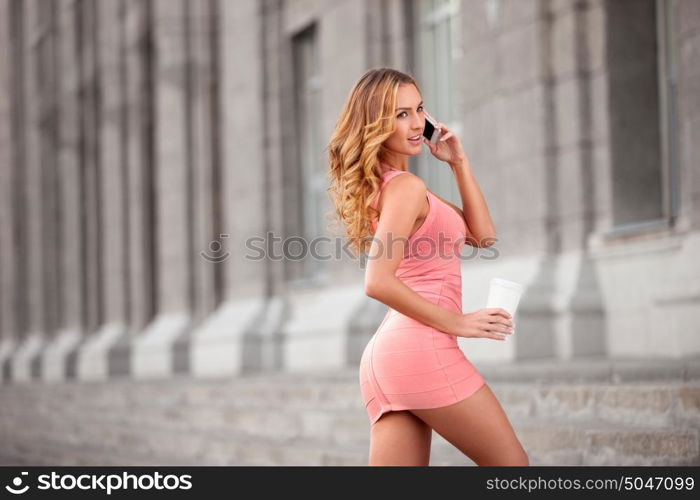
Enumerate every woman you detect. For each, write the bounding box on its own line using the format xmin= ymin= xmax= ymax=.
xmin=326 ymin=68 xmax=528 ymax=466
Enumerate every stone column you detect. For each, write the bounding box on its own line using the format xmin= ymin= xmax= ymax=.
xmin=39 ymin=0 xmax=82 ymax=381
xmin=190 ymin=0 xmax=271 ymax=377
xmin=131 ymin=0 xmax=192 ymax=379
xmin=365 ymin=0 xmax=388 ymax=68
xmin=55 ymin=0 xmax=87 ymax=380
xmin=78 ymin=0 xmax=104 ymax=352
xmin=508 ymin=0 xmax=567 ymax=361
xmin=98 ymin=0 xmax=129 ymax=365
xmin=506 ymin=0 xmax=606 ymax=360
xmin=11 ymin=0 xmax=47 ymax=381
xmin=561 ymin=0 xmax=606 ymax=358
xmin=187 ymin=0 xmax=218 ymax=325
xmin=257 ymin=0 xmax=294 ymax=372
xmin=102 ymin=0 xmax=156 ymax=378
xmin=511 ymin=0 xmax=606 ymax=360
xmin=75 ymin=0 xmax=129 ymax=380
xmin=176 ymin=0 xmax=219 ymax=375
xmin=386 ymin=0 xmax=412 ymax=71
xmin=0 ymin=0 xmax=16 ymax=383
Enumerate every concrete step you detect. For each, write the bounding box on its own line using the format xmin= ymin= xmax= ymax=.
xmin=5 ymin=376 xmax=699 ymax=433
xmin=7 ymin=381 xmax=700 ymax=439
xmin=2 ymin=395 xmax=698 ymax=466
xmin=2 ymin=359 xmax=699 ymax=466
xmin=3 ymin=411 xmax=697 ymax=466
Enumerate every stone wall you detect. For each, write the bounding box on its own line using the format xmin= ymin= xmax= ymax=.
xmin=0 ymin=0 xmax=698 ymax=386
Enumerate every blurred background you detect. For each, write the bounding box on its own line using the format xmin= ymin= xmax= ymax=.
xmin=0 ymin=0 xmax=698 ymax=466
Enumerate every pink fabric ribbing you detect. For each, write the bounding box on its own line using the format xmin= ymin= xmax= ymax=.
xmin=359 ymin=163 xmax=485 ymax=425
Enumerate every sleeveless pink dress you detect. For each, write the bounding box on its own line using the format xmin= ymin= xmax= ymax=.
xmin=359 ymin=164 xmax=485 ymax=425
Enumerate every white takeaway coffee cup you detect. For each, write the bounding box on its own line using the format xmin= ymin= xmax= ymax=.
xmin=486 ymin=278 xmax=524 ymax=320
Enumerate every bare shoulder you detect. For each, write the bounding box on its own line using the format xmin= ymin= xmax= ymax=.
xmin=379 ymin=171 xmax=427 ymax=210
xmin=373 ymin=171 xmax=429 ymax=241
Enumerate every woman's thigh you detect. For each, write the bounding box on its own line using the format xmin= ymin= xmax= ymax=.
xmin=409 ymin=383 xmax=529 ymax=466
xmin=369 ymin=410 xmax=433 ymax=466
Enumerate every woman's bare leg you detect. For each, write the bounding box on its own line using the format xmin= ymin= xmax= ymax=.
xmin=409 ymin=383 xmax=529 ymax=466
xmin=369 ymin=410 xmax=433 ymax=466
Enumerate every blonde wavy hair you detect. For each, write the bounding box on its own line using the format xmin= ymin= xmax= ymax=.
xmin=325 ymin=68 xmax=421 ymax=257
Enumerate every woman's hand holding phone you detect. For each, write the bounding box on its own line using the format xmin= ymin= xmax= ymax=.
xmin=422 ymin=111 xmax=468 ymax=168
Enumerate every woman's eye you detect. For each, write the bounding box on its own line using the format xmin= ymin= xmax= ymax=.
xmin=398 ymin=107 xmax=423 ymax=118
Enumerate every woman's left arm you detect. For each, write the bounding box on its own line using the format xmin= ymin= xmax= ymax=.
xmin=424 ymin=123 xmax=497 ymax=247
xmin=449 ymin=157 xmax=497 ymax=247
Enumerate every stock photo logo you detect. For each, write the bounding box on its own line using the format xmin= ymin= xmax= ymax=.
xmin=200 ymin=234 xmax=230 ymax=263
xmin=3 ymin=471 xmax=193 ymax=495
xmin=242 ymin=231 xmax=500 ymax=269
xmin=5 ymin=472 xmax=29 ymax=494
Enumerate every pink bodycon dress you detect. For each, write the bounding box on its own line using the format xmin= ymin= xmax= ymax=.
xmin=359 ymin=163 xmax=486 ymax=425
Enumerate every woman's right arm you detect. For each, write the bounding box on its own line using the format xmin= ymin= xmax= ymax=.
xmin=364 ymin=174 xmax=513 ymax=340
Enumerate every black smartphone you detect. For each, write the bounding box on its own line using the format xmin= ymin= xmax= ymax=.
xmin=423 ymin=111 xmax=442 ymax=145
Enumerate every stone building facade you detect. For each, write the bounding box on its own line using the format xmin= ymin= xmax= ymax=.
xmin=0 ymin=0 xmax=698 ymax=386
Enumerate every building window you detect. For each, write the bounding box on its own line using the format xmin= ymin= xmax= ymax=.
xmin=412 ymin=0 xmax=463 ymax=205
xmin=656 ymin=0 xmax=680 ymax=225
xmin=606 ymin=0 xmax=679 ymax=234
xmin=290 ymin=23 xmax=324 ymax=283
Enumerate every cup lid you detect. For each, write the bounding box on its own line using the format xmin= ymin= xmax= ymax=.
xmin=490 ymin=278 xmax=523 ymax=291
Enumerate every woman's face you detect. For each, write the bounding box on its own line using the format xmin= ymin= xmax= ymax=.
xmin=383 ymin=83 xmax=425 ymax=157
